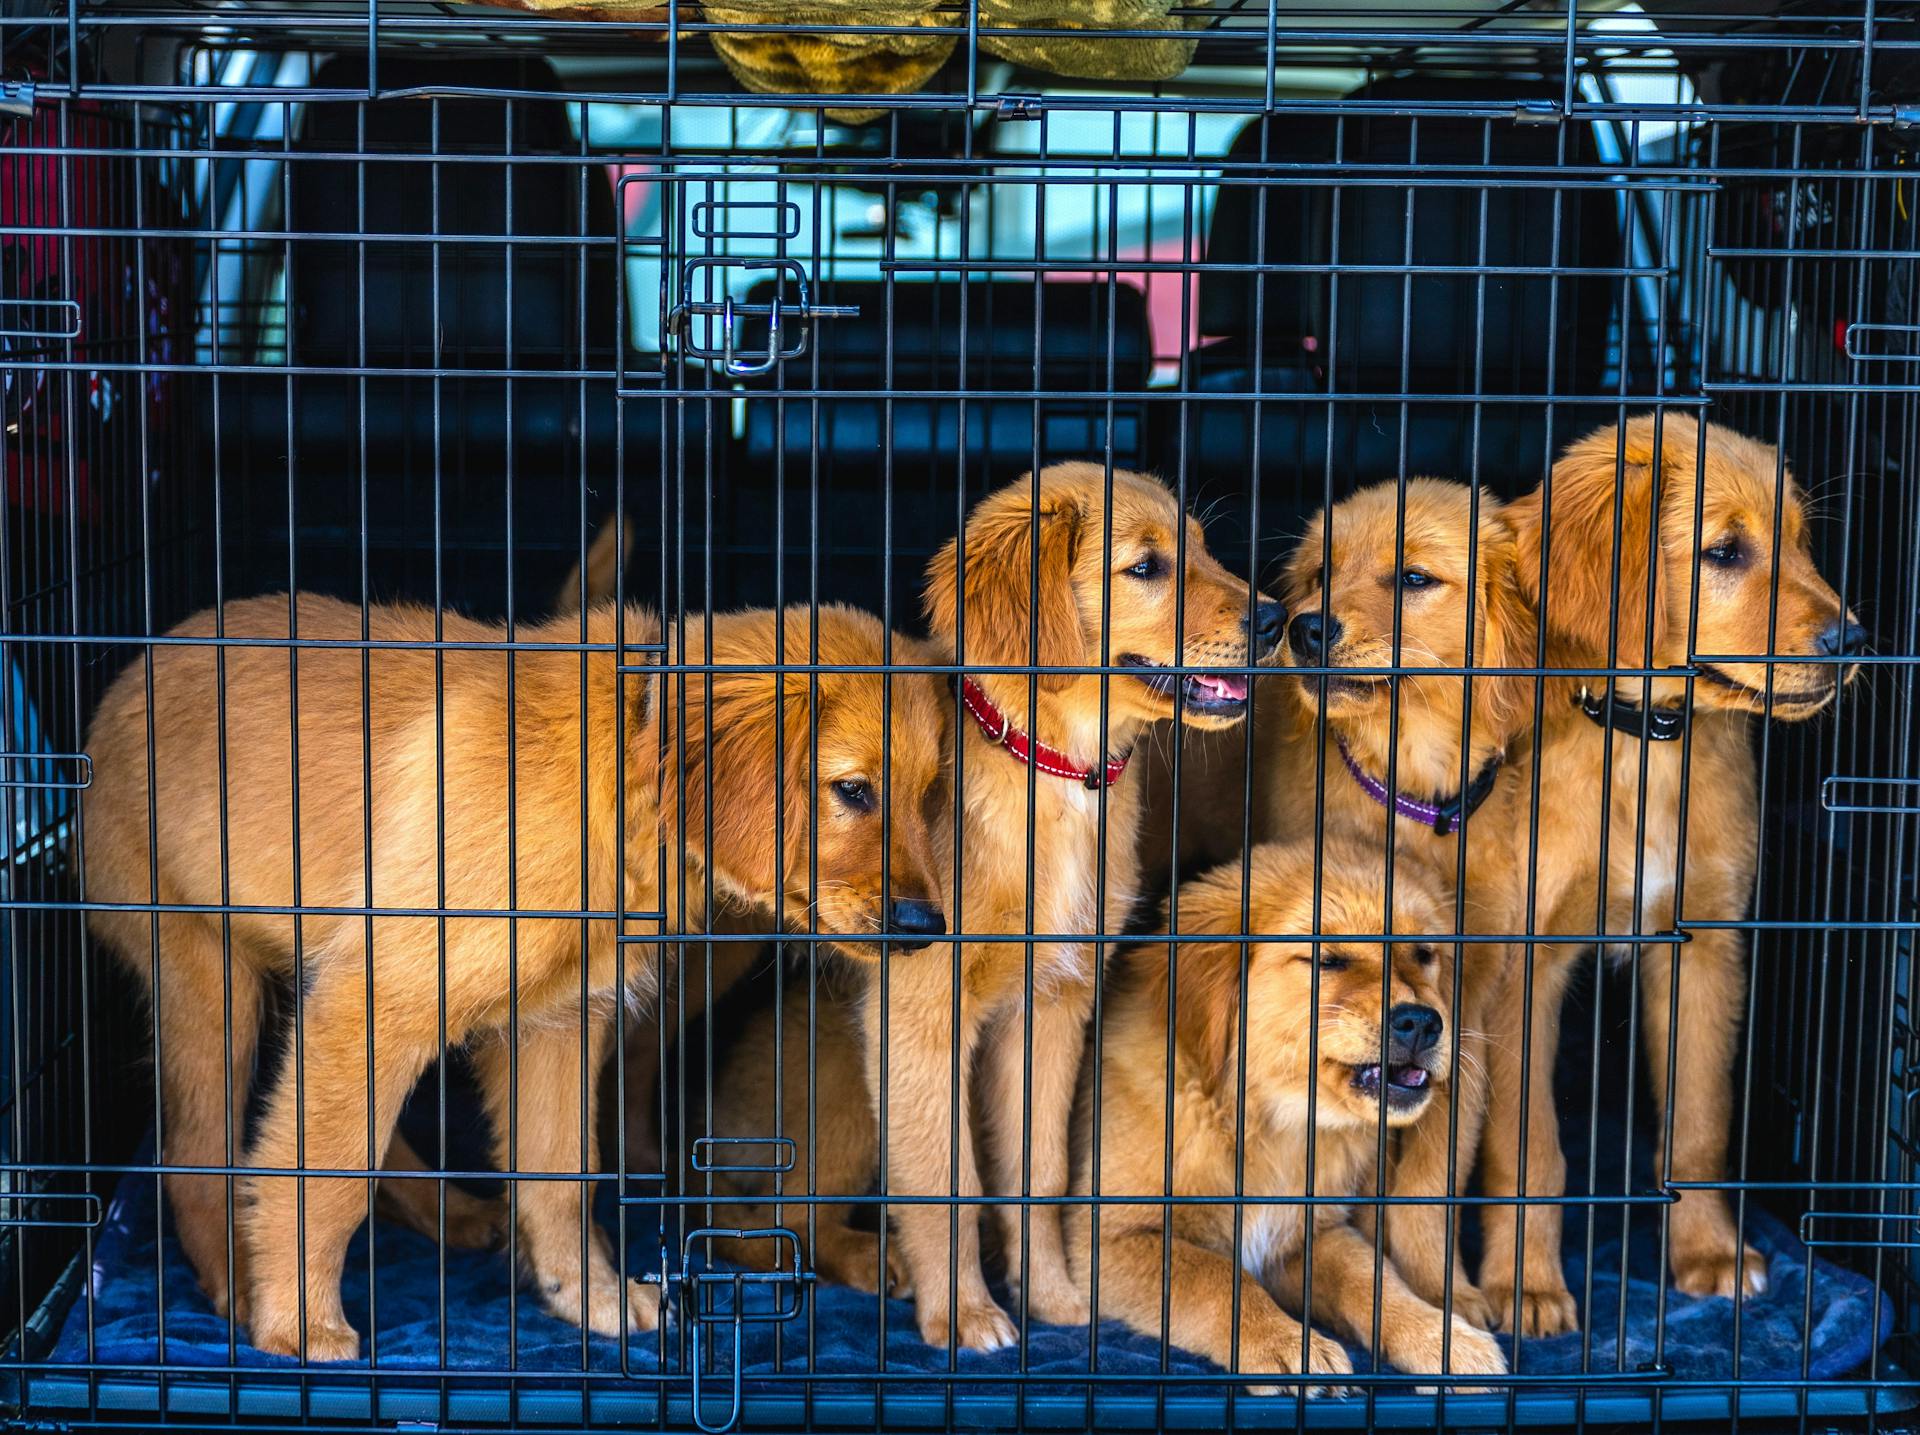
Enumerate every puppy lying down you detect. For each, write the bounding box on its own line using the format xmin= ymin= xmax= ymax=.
xmin=1066 ymin=836 xmax=1507 ymax=1393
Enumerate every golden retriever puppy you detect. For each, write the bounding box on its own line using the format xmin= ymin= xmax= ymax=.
xmin=1066 ymin=838 xmax=1508 ymax=1392
xmin=1262 ymin=478 xmax=1535 ymax=1328
xmin=83 ymin=594 xmax=950 ymax=1360
xmin=864 ymin=461 xmax=1279 ymax=1350
xmin=1479 ymin=413 xmax=1864 ymax=1335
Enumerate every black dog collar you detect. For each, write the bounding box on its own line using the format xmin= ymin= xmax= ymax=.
xmin=1574 ymin=686 xmax=1687 ymax=743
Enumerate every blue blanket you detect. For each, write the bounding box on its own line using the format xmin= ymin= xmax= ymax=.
xmin=46 ymin=1142 xmax=1888 ymax=1389
xmin=43 ymin=968 xmax=1895 ymax=1401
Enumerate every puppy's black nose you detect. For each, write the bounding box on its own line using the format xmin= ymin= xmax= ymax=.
xmin=1288 ymin=611 xmax=1341 ymax=663
xmin=1246 ymin=599 xmax=1286 ymax=653
xmin=1387 ymin=1003 xmax=1442 ymax=1058
xmin=887 ymin=899 xmax=947 ymax=949
xmin=1816 ymin=617 xmax=1867 ymax=658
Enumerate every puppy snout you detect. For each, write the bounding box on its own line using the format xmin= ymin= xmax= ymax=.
xmin=1245 ymin=599 xmax=1286 ymax=654
xmin=1287 ymin=611 xmax=1341 ymax=664
xmin=1816 ymin=616 xmax=1867 ymax=659
xmin=1387 ymin=1003 xmax=1442 ymax=1060
xmin=886 ymin=898 xmax=947 ymax=949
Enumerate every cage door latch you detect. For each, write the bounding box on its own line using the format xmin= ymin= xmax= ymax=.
xmin=676 ymin=1225 xmax=813 ymax=1434
xmin=667 ymin=259 xmax=859 ymax=377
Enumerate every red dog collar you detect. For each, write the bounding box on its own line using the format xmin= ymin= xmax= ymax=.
xmin=958 ymin=677 xmax=1130 ymax=790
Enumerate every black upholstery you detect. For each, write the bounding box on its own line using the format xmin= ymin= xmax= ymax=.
xmin=736 ymin=277 xmax=1154 ymax=481
xmin=1162 ymin=80 xmax=1626 ymax=548
xmin=289 ymin=55 xmax=617 ymax=369
xmin=226 ymin=56 xmax=655 ymax=616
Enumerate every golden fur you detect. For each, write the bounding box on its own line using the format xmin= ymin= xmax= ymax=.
xmin=1479 ymin=414 xmax=1862 ymax=1335
xmin=896 ymin=462 xmax=1272 ymax=1349
xmin=694 ymin=464 xmax=1275 ymax=1349
xmin=1066 ymin=838 xmax=1507 ymax=1391
xmin=83 ymin=593 xmax=950 ymax=1359
xmin=548 ymin=516 xmax=779 ymax=1179
xmin=1260 ymin=478 xmax=1536 ymax=1328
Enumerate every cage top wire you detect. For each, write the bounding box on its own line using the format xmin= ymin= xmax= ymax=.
xmin=0 ymin=0 xmax=1913 ymax=123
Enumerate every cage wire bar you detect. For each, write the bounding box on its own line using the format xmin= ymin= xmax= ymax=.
xmin=0 ymin=0 xmax=1915 ymax=1430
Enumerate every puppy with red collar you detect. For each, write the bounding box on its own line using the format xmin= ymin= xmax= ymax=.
xmin=698 ymin=464 xmax=1279 ymax=1350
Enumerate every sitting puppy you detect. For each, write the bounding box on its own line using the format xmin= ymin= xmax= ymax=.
xmin=1264 ymin=478 xmax=1535 ymax=1327
xmin=1065 ymin=837 xmax=1508 ymax=1392
xmin=1479 ymin=413 xmax=1865 ymax=1334
xmin=83 ymin=594 xmax=951 ymax=1359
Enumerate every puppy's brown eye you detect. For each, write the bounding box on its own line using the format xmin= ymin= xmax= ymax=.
xmin=1124 ymin=554 xmax=1164 ymax=580
xmin=831 ymin=778 xmax=875 ymax=812
xmin=1702 ymin=538 xmax=1743 ymax=567
xmin=1414 ymin=945 xmax=1438 ymax=966
xmin=1399 ymin=568 xmax=1436 ymax=590
xmin=1316 ymin=951 xmax=1350 ymax=972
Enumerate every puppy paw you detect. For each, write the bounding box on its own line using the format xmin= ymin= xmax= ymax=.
xmin=1245 ymin=1328 xmax=1353 ymax=1398
xmin=1446 ymin=1278 xmax=1498 ymax=1333
xmin=1401 ymin=1313 xmax=1508 ymax=1394
xmin=1012 ymin=1262 xmax=1090 ymax=1328
xmin=250 ymin=1309 xmax=360 ymax=1363
xmin=1402 ymin=1260 xmax=1497 ymax=1332
xmin=815 ymin=1241 xmax=889 ymax=1298
xmin=920 ymin=1296 xmax=1018 ymax=1352
xmin=585 ymin=1277 xmax=663 ymax=1339
xmin=439 ymin=1188 xmax=508 ymax=1251
xmin=886 ymin=1245 xmax=915 ymax=1300
xmin=1488 ymin=1278 xmax=1579 ymax=1339
xmin=544 ymin=1263 xmax=663 ymax=1340
xmin=1672 ymin=1242 xmax=1768 ymax=1302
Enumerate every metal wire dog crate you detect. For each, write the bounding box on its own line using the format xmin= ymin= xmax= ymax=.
xmin=1 ymin=0 xmax=1917 ymax=1429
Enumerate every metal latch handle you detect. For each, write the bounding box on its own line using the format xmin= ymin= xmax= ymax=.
xmin=721 ymin=296 xmax=777 ymax=378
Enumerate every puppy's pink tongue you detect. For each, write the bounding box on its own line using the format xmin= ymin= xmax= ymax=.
xmin=1194 ymin=673 xmax=1249 ymax=701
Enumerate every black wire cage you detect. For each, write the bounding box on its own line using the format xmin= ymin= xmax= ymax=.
xmin=0 ymin=0 xmax=1918 ymax=1430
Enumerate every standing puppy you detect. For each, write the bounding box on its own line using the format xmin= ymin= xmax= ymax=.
xmin=874 ymin=462 xmax=1280 ymax=1350
xmin=1480 ymin=413 xmax=1864 ymax=1335
xmin=84 ymin=594 xmax=951 ymax=1360
xmin=1264 ymin=479 xmax=1535 ymax=1328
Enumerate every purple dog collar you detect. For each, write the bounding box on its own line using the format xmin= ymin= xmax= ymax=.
xmin=1337 ymin=738 xmax=1502 ymax=837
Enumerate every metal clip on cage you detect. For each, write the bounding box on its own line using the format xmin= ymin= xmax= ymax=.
xmin=666 ymin=259 xmax=859 ymax=377
xmin=676 ymin=1227 xmax=813 ymax=1434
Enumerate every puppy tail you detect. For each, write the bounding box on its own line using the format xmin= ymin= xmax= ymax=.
xmin=552 ymin=514 xmax=636 ymax=618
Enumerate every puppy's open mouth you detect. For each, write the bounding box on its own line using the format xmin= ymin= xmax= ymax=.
xmin=1351 ymin=1062 xmax=1432 ymax=1110
xmin=1119 ymin=655 xmax=1249 ymax=714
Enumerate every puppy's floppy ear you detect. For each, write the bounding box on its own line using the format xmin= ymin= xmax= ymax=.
xmin=1471 ymin=507 xmax=1541 ymax=737
xmin=1171 ymin=938 xmax=1244 ymax=1089
xmin=1510 ymin=413 xmax=1687 ymax=664
xmin=664 ymin=616 xmax=816 ymax=908
xmin=924 ymin=472 xmax=1087 ymax=691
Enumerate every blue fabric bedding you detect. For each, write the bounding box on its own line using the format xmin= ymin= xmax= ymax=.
xmin=45 ymin=969 xmax=1894 ymax=1391
xmin=48 ymin=1144 xmax=1888 ymax=1387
